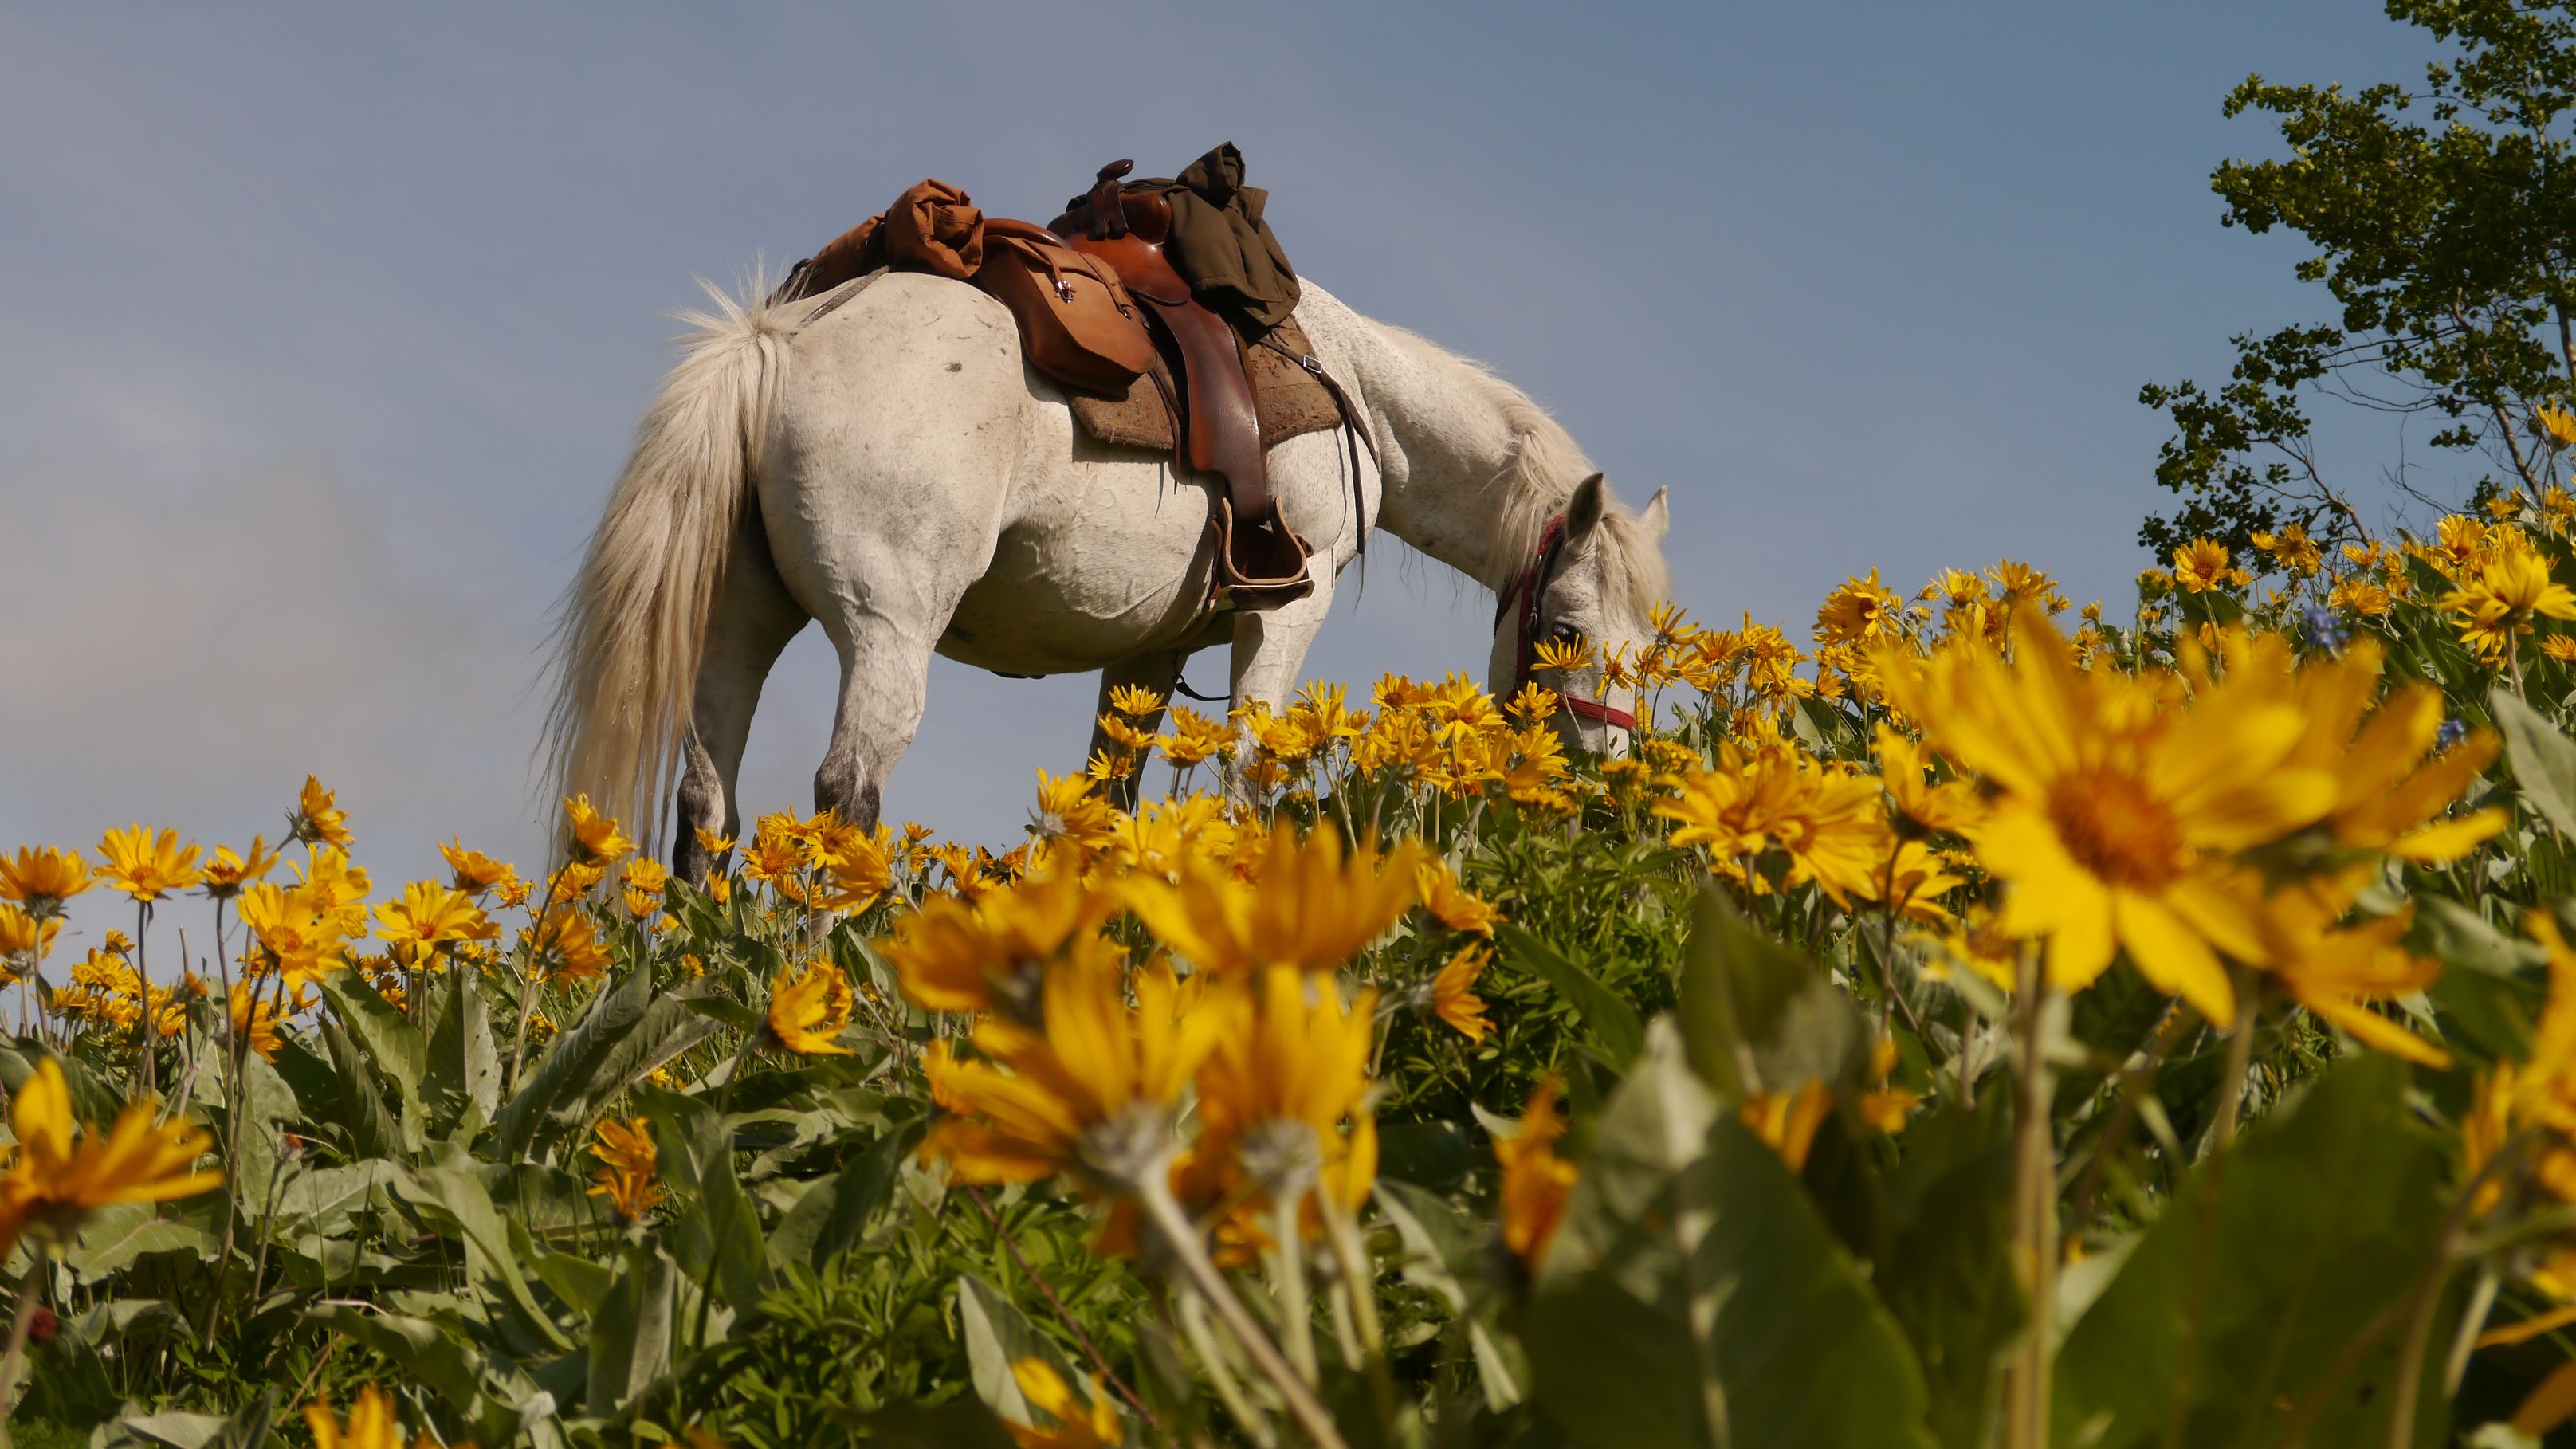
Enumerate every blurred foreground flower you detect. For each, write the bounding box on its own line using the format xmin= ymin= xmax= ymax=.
xmin=0 ymin=1058 xmax=222 ymax=1262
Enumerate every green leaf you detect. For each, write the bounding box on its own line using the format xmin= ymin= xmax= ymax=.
xmin=2419 ymin=895 xmax=2547 ymax=1062
xmin=956 ymin=1271 xmax=1092 ymax=1431
xmin=1495 ymin=921 xmax=1645 ymax=1066
xmin=424 ymin=964 xmax=501 ymax=1126
xmin=2052 ymin=1055 xmax=2456 ymax=1449
xmin=1527 ymin=1020 xmax=1934 ymax=1449
xmin=1875 ymin=1101 xmax=2025 ymax=1449
xmin=2494 ymin=686 xmax=2576 ymax=836
xmin=0 ymin=1041 xmax=120 ymax=1124
xmin=303 ymin=1304 xmax=487 ymax=1411
xmin=116 ymin=1412 xmax=235 ymax=1449
xmin=320 ymin=971 xmax=426 ymax=1105
xmin=1674 ymin=886 xmax=1868 ymax=1099
xmin=393 ymin=1152 xmax=575 ymax=1351
xmin=316 ymin=1018 xmax=404 ymax=1160
xmin=587 ymin=1244 xmax=677 ymax=1414
xmin=493 ymin=967 xmax=656 ymax=1157
xmin=523 ymin=1231 xmax=615 ymax=1317
xmin=270 ymin=1160 xmax=399 ymax=1232
xmin=768 ymin=1123 xmax=917 ymax=1270
xmin=856 ymin=1400 xmax=1019 ymax=1449
xmin=65 ymin=1204 xmax=214 ymax=1280
xmin=635 ymin=1087 xmax=769 ymax=1314
xmin=1375 ymin=1179 xmax=1469 ymax=1313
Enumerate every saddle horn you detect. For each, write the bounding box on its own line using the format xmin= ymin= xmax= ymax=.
xmin=1085 ymin=159 xmax=1135 ymax=240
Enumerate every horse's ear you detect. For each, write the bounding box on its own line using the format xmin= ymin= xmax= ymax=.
xmin=1564 ymin=473 xmax=1608 ymax=544
xmin=1639 ymin=485 xmax=1670 ymax=541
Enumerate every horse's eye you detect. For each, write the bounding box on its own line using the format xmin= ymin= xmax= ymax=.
xmin=1548 ymin=622 xmax=1581 ymax=644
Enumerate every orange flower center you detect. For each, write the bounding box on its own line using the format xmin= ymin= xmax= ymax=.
xmin=2048 ymin=772 xmax=2185 ymax=888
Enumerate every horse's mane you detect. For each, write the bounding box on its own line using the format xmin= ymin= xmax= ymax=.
xmin=1372 ymin=321 xmax=1670 ymax=621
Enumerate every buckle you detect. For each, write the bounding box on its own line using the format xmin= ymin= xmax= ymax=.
xmin=1054 ymin=280 xmax=1076 ymax=303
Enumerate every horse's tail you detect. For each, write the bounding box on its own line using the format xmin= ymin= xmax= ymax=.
xmin=544 ymin=270 xmax=799 ymax=846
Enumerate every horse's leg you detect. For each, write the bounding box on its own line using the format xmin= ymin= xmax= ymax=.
xmin=1224 ymin=587 xmax=1337 ymax=810
xmin=1090 ymin=650 xmax=1186 ymax=811
xmin=672 ymin=510 xmax=807 ymax=885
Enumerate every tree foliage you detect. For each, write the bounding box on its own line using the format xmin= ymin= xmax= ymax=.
xmin=2143 ymin=0 xmax=2576 ymax=557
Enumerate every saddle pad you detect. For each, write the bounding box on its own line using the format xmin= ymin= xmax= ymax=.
xmin=1070 ymin=316 xmax=1343 ymax=457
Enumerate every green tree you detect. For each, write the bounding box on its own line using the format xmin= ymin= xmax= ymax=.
xmin=2142 ymin=0 xmax=2576 ymax=560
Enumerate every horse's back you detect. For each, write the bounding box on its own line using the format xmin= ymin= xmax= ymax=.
xmin=763 ymin=269 xmax=1218 ymax=677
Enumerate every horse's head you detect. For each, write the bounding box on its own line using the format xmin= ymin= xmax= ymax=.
xmin=1486 ymin=473 xmax=1674 ymax=755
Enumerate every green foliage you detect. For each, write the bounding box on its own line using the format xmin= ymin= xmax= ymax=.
xmin=2141 ymin=1 xmax=2576 ymax=555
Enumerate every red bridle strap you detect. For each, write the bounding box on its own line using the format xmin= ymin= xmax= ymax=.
xmin=1494 ymin=514 xmax=1639 ymax=735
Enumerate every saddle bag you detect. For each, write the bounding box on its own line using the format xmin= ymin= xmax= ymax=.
xmin=973 ymin=219 xmax=1157 ymax=395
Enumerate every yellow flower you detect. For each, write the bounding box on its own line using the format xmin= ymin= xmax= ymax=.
xmin=1875 ymin=725 xmax=1985 ymax=836
xmin=0 ymin=903 xmax=61 ymax=964
xmin=2248 ymin=523 xmax=2324 ymax=576
xmin=0 ymin=847 xmax=91 ymax=916
xmin=922 ymin=953 xmax=1219 ymax=1189
xmin=304 ymin=1388 xmax=418 ymax=1449
xmin=526 ymin=905 xmax=611 ymax=984
xmin=1416 ymin=861 xmax=1501 ymax=937
xmin=1158 ymin=705 xmax=1234 ymax=768
xmin=880 ymin=870 xmax=1110 ymax=1012
xmin=2438 ymin=528 xmax=2576 ymax=654
xmin=1740 ymin=1080 xmax=1834 ymax=1172
xmin=1496 ymin=1078 xmax=1577 ymax=1266
xmin=1531 ymin=634 xmax=1599 ymax=674
xmin=1875 ymin=608 xmax=2339 ymax=1025
xmin=1005 ymin=1357 xmax=1122 ymax=1449
xmin=199 ymin=838 xmax=279 ymax=900
xmin=1027 ymin=770 xmax=1117 ymax=861
xmin=1431 ymin=946 xmax=1493 ymax=1043
xmin=1815 ymin=568 xmax=1904 ymax=646
xmin=2256 ymin=885 xmax=2449 ymax=1068
xmin=1121 ymin=825 xmax=1421 ymax=974
xmin=96 ymin=826 xmax=202 ymax=903
xmin=811 ymin=823 xmax=893 ymax=913
xmin=230 ymin=983 xmax=282 ymax=1061
xmin=2539 ymin=402 xmax=2576 ymax=451
xmin=238 ymin=879 xmax=355 ymax=987
xmin=438 ymin=839 xmax=517 ymax=897
xmin=373 ymin=882 xmax=498 ymax=958
xmin=692 ymin=826 xmax=736 ymax=862
xmin=1196 ymin=967 xmax=1376 ymax=1153
xmin=1105 ymin=683 xmax=1166 ymax=718
xmin=0 ymin=1058 xmax=224 ymax=1262
xmin=2170 ymin=537 xmax=2249 ymax=592
xmin=293 ymin=776 xmax=351 ymax=850
xmin=2270 ymin=641 xmax=2505 ymax=863
xmin=768 ymin=958 xmax=856 ymax=1055
xmin=1858 ymin=838 xmax=1969 ymax=925
xmin=564 ymin=795 xmax=636 ymax=866
xmin=1653 ymin=747 xmax=1891 ymax=905
xmin=587 ymin=1116 xmax=666 ymax=1219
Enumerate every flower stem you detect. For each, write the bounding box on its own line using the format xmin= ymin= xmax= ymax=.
xmin=0 ymin=1262 xmax=45 ymax=1447
xmin=2212 ymin=964 xmax=2259 ymax=1154
xmin=1322 ymin=1197 xmax=1398 ymax=1425
xmin=2004 ymin=948 xmax=2058 ymax=1449
xmin=1269 ymin=1193 xmax=1320 ymax=1386
xmin=1175 ymin=1285 xmax=1278 ymax=1449
xmin=1137 ymin=1180 xmax=1348 ymax=1449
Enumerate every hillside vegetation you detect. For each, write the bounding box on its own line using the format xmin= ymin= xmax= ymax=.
xmin=14 ymin=514 xmax=2576 ymax=1446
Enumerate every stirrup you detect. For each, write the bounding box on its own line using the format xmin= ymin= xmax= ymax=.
xmin=1209 ymin=497 xmax=1314 ymax=615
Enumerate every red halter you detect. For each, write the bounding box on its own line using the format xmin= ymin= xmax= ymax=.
xmin=1494 ymin=514 xmax=1640 ymax=735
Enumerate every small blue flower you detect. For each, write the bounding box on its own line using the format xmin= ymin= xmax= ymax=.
xmin=2303 ymin=603 xmax=2352 ymax=655
xmin=2437 ymin=718 xmax=2468 ymax=752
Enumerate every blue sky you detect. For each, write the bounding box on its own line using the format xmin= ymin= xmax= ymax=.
xmin=0 ymin=2 xmax=2437 ymax=944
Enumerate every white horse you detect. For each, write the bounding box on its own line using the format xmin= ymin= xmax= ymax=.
xmin=545 ymin=266 xmax=1674 ymax=878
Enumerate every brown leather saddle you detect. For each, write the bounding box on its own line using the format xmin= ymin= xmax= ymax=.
xmin=1057 ymin=160 xmax=1313 ymax=614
